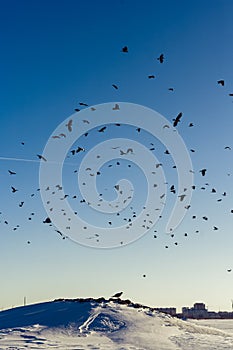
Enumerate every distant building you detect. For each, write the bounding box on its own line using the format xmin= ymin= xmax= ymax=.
xmin=156 ymin=302 xmax=233 ymax=319
xmin=155 ymin=307 xmax=177 ymax=316
xmin=181 ymin=302 xmax=208 ymax=319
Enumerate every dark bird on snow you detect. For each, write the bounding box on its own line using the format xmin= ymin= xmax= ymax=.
xmin=157 ymin=53 xmax=164 ymax=63
xmin=173 ymin=112 xmax=182 ymax=127
xmin=112 ymin=291 xmax=123 ymax=298
xmin=112 ymin=103 xmax=120 ymax=110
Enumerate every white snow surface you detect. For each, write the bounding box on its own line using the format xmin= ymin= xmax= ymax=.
xmin=0 ymin=298 xmax=233 ymax=349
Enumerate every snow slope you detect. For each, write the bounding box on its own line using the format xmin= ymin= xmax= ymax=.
xmin=0 ymin=297 xmax=233 ymax=349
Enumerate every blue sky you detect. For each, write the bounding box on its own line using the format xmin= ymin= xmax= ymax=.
xmin=1 ymin=0 xmax=233 ymax=312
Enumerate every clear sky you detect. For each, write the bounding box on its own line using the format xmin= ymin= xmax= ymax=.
xmin=1 ymin=0 xmax=233 ymax=312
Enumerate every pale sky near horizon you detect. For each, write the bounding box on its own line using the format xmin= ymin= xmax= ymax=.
xmin=1 ymin=0 xmax=233 ymax=313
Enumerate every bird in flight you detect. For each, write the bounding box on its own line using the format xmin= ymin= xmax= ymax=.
xmin=79 ymin=102 xmax=88 ymax=106
xmin=157 ymin=53 xmax=164 ymax=63
xmin=121 ymin=46 xmax=128 ymax=53
xmin=173 ymin=112 xmax=182 ymax=127
xmin=37 ymin=154 xmax=47 ymax=162
xmin=66 ymin=119 xmax=73 ymax=132
xmin=8 ymin=170 xmax=16 ymax=175
xmin=148 ymin=75 xmax=155 ymax=79
xmin=98 ymin=126 xmax=107 ymax=133
xmin=217 ymin=80 xmax=224 ymax=86
xmin=11 ymin=186 xmax=18 ymax=193
xmin=200 ymin=169 xmax=207 ymax=176
xmin=112 ymin=84 xmax=118 ymax=89
xmin=43 ymin=217 xmax=52 ymax=224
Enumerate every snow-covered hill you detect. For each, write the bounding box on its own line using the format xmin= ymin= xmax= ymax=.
xmin=0 ymin=297 xmax=233 ymax=349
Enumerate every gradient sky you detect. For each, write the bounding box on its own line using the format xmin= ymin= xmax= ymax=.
xmin=1 ymin=0 xmax=233 ymax=313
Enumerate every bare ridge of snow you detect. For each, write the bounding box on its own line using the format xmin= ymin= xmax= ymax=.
xmin=0 ymin=297 xmax=233 ymax=349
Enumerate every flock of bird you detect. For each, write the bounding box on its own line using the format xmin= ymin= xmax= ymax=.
xmin=1 ymin=45 xmax=233 ymax=274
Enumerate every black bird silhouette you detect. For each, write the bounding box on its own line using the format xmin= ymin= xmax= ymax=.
xmin=74 ymin=108 xmax=80 ymax=112
xmin=229 ymin=93 xmax=233 ymax=96
xmin=76 ymin=147 xmax=85 ymax=153
xmin=189 ymin=123 xmax=194 ymax=127
xmin=66 ymin=119 xmax=73 ymax=132
xmin=121 ymin=46 xmax=128 ymax=53
xmin=112 ymin=103 xmax=120 ymax=110
xmin=43 ymin=217 xmax=51 ymax=224
xmin=170 ymin=185 xmax=176 ymax=194
xmin=217 ymin=80 xmax=224 ymax=86
xmin=200 ymin=169 xmax=207 ymax=176
xmin=227 ymin=269 xmax=232 ymax=272
xmin=112 ymin=291 xmax=123 ymax=298
xmin=168 ymin=87 xmax=174 ymax=91
xmin=11 ymin=186 xmax=18 ymax=193
xmin=157 ymin=53 xmax=164 ymax=63
xmin=8 ymin=170 xmax=16 ymax=175
xmin=112 ymin=84 xmax=118 ymax=89
xmin=98 ymin=126 xmax=106 ymax=133
xmin=37 ymin=154 xmax=47 ymax=162
xmin=79 ymin=102 xmax=88 ymax=106
xmin=148 ymin=75 xmax=155 ymax=79
xmin=173 ymin=112 xmax=182 ymax=127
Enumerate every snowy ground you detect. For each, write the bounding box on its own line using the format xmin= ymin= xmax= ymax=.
xmin=0 ymin=298 xmax=233 ymax=349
